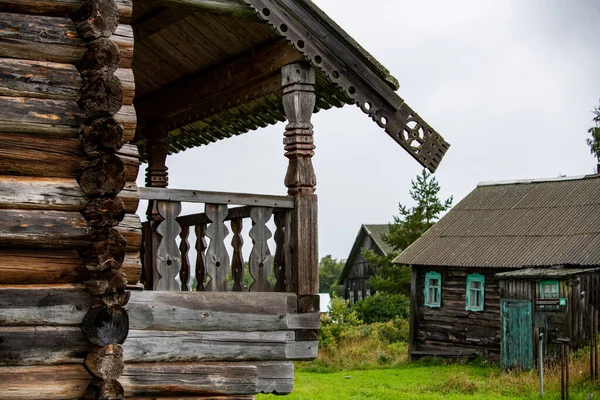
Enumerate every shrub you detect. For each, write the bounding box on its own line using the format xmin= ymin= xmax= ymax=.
xmin=351 ymin=292 xmax=410 ymax=323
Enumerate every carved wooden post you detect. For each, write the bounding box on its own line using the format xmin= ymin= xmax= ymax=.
xmin=282 ymin=63 xmax=319 ymax=314
xmin=142 ymin=121 xmax=169 ymax=289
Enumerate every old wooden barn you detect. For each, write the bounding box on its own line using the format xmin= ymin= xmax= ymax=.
xmin=0 ymin=0 xmax=450 ymax=398
xmin=338 ymin=224 xmax=393 ymax=305
xmin=395 ymin=175 xmax=600 ymax=368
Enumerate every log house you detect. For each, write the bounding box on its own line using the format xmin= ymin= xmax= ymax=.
xmin=395 ymin=175 xmax=600 ymax=368
xmin=0 ymin=0 xmax=450 ymax=398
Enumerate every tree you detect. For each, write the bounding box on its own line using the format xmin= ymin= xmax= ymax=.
xmin=587 ymin=100 xmax=600 ymax=173
xmin=367 ymin=169 xmax=453 ymax=296
xmin=318 ymin=255 xmax=344 ymax=296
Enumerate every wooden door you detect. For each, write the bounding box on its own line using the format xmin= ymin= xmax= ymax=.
xmin=501 ymin=299 xmax=533 ymax=370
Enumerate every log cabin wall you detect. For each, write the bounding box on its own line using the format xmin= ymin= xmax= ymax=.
xmin=0 ymin=0 xmax=142 ymax=397
xmin=411 ymin=266 xmax=510 ymax=361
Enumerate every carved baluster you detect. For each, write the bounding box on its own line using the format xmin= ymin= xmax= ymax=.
xmin=179 ymin=225 xmax=191 ymax=291
xmin=231 ymin=218 xmax=244 ymax=292
xmin=205 ymin=204 xmax=230 ymax=291
xmin=282 ymin=62 xmax=319 ymax=312
xmin=154 ymin=201 xmax=182 ymax=291
xmin=194 ymin=223 xmax=207 ymax=291
xmin=249 ymin=207 xmax=273 ymax=292
xmin=273 ymin=212 xmax=286 ymax=292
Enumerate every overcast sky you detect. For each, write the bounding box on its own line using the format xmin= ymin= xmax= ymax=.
xmin=137 ymin=0 xmax=600 ymax=262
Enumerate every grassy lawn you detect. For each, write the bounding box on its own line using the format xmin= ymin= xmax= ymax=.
xmin=257 ymin=363 xmax=600 ymax=400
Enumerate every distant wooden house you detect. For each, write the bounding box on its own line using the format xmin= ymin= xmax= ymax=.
xmin=0 ymin=0 xmax=450 ymax=398
xmin=394 ymin=175 xmax=600 ymax=369
xmin=338 ymin=224 xmax=394 ymax=305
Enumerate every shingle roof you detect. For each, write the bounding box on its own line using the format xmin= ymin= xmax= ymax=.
xmin=393 ymin=174 xmax=600 ymax=268
xmin=337 ymin=224 xmax=395 ymax=284
xmin=363 ymin=224 xmax=396 ymax=255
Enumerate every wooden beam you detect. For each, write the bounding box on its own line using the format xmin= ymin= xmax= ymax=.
xmin=138 ymin=187 xmax=294 ymax=208
xmin=146 ymin=0 xmax=258 ymax=20
xmin=136 ymin=38 xmax=302 ymax=131
xmin=133 ymin=8 xmax=191 ymax=42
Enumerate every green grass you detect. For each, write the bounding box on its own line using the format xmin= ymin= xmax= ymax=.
xmin=257 ymin=363 xmax=600 ymax=400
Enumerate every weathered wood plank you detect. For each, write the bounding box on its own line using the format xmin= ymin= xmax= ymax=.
xmin=231 ymin=218 xmax=244 ymax=292
xmin=0 ymin=249 xmax=139 ymax=284
xmin=0 ymin=289 xmax=304 ymax=330
xmin=0 ymin=134 xmax=138 ymax=179
xmin=0 ymin=249 xmax=88 ymax=284
xmin=0 ymin=96 xmax=85 ymax=136
xmin=127 ymin=291 xmax=296 ymax=331
xmin=0 ymin=59 xmax=81 ymax=100
xmin=0 ymin=364 xmax=91 ymax=399
xmin=122 ymin=362 xmax=258 ymax=396
xmin=0 ymin=0 xmax=132 ymax=23
xmin=138 ymin=187 xmax=294 ymax=208
xmin=0 ymin=175 xmax=134 ymax=218
xmin=0 ymin=361 xmax=291 ymax=399
xmin=0 ymin=326 xmax=88 ymax=365
xmin=0 ymin=284 xmax=90 ymax=326
xmin=123 ymin=330 xmax=295 ymax=362
xmin=146 ymin=0 xmax=256 ymax=19
xmin=0 ymin=13 xmax=85 ymax=64
xmin=0 ymin=209 xmax=92 ymax=248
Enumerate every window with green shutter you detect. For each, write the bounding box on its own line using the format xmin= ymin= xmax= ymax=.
xmin=466 ymin=273 xmax=485 ymax=311
xmin=424 ymin=271 xmax=441 ymax=308
xmin=540 ymin=280 xmax=559 ymax=299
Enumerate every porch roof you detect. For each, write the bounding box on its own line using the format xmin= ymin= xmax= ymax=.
xmin=496 ymin=266 xmax=600 ymax=280
xmin=132 ymin=0 xmax=449 ymax=171
xmin=394 ymin=174 xmax=600 ymax=269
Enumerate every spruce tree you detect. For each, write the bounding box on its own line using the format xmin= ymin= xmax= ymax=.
xmin=367 ymin=169 xmax=452 ymax=295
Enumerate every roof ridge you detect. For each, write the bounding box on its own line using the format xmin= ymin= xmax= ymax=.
xmin=478 ymin=174 xmax=599 ymax=187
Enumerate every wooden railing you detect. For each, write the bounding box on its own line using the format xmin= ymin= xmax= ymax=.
xmin=139 ymin=187 xmax=294 ymax=292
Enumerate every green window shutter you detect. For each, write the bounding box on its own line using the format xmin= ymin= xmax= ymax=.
xmin=540 ymin=280 xmax=559 ymax=299
xmin=466 ymin=273 xmax=485 ymax=311
xmin=424 ymin=271 xmax=441 ymax=308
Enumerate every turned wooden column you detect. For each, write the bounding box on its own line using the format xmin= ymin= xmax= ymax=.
xmin=282 ymin=63 xmax=319 ymax=314
xmin=143 ymin=121 xmax=169 ymax=289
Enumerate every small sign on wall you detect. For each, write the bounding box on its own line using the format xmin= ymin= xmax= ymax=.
xmin=559 ymin=298 xmax=567 ymax=307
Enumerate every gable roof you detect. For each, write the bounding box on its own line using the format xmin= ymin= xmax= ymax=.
xmin=134 ymin=0 xmax=450 ymax=172
xmin=338 ymin=224 xmax=395 ymax=284
xmin=393 ymin=174 xmax=600 ymax=269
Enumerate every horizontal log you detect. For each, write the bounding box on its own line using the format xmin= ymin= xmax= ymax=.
xmin=0 ymin=13 xmax=85 ymax=64
xmin=138 ymin=187 xmax=294 ymax=208
xmin=0 ymin=249 xmax=88 ymax=284
xmin=123 ymin=251 xmax=142 ymax=284
xmin=0 ymin=327 xmax=315 ymax=365
xmin=0 ymin=250 xmax=139 ymax=285
xmin=0 ymin=289 xmax=305 ymax=330
xmin=123 ymin=330 xmax=317 ymax=362
xmin=116 ymin=213 xmax=142 ymax=252
xmin=0 ymin=96 xmax=85 ymax=136
xmin=0 ymin=364 xmax=91 ymax=399
xmin=122 ymin=362 xmax=257 ymax=396
xmin=116 ymin=67 xmax=134 ymax=106
xmin=0 ymin=361 xmax=291 ymax=399
xmin=0 ymin=176 xmax=138 ymax=212
xmin=127 ymin=291 xmax=298 ymax=331
xmin=0 ymin=284 xmax=91 ymax=326
xmin=0 ymin=59 xmax=81 ymax=100
xmin=0 ymin=326 xmax=88 ymax=365
xmin=113 ymin=24 xmax=133 ymax=69
xmin=0 ymin=133 xmax=138 ymax=179
xmin=115 ymin=104 xmax=137 ymax=143
xmin=0 ymin=176 xmax=85 ymax=211
xmin=146 ymin=0 xmax=256 ymax=20
xmin=0 ymin=209 xmax=92 ymax=248
xmin=0 ymin=0 xmax=132 ymax=23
